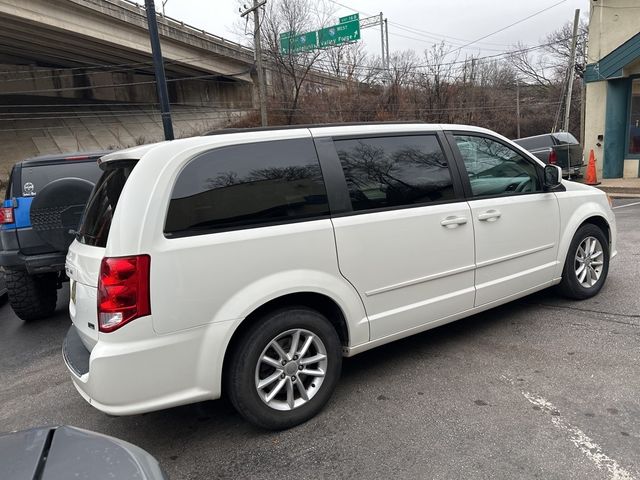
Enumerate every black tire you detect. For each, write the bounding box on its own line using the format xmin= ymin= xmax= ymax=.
xmin=226 ymin=306 xmax=342 ymax=430
xmin=5 ymin=270 xmax=57 ymax=321
xmin=557 ymin=224 xmax=610 ymax=300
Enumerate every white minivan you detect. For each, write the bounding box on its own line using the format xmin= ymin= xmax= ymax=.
xmin=63 ymin=124 xmax=616 ymax=429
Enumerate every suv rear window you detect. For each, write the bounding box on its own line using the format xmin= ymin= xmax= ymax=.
xmin=552 ymin=132 xmax=579 ymax=145
xmin=165 ymin=138 xmax=330 ymax=237
xmin=76 ymin=162 xmax=136 ymax=247
xmin=513 ymin=136 xmax=553 ymax=150
xmin=20 ymin=161 xmax=101 ymax=197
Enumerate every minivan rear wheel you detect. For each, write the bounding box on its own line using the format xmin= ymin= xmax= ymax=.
xmin=557 ymin=224 xmax=610 ymax=300
xmin=226 ymin=307 xmax=342 ymax=430
xmin=5 ymin=270 xmax=57 ymax=321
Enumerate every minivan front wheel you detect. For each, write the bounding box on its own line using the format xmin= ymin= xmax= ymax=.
xmin=227 ymin=307 xmax=342 ymax=430
xmin=558 ymin=224 xmax=610 ymax=300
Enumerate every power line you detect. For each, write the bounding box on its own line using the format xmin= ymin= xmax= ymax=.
xmin=449 ymin=0 xmax=568 ymax=55
xmin=309 ymin=35 xmax=575 ymax=73
xmin=1 ymin=68 xmax=254 ymax=96
xmin=0 ymin=56 xmax=208 ymax=83
xmin=326 ymin=0 xmax=545 ymax=51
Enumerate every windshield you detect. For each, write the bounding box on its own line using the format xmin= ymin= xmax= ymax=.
xmin=76 ymin=161 xmax=136 ymax=247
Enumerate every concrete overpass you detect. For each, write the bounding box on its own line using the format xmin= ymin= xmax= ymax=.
xmin=0 ymin=0 xmax=263 ymax=175
xmin=0 ymin=0 xmax=258 ymax=103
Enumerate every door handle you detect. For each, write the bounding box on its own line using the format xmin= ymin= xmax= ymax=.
xmin=440 ymin=216 xmax=468 ymax=228
xmin=478 ymin=209 xmax=502 ymax=222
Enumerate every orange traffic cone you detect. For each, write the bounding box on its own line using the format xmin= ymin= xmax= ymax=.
xmin=585 ymin=149 xmax=600 ymax=186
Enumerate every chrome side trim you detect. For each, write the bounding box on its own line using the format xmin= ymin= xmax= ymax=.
xmin=364 ymin=264 xmax=476 ymax=297
xmin=475 ymin=243 xmax=555 ymax=269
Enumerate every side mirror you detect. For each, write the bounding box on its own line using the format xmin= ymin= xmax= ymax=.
xmin=543 ymin=164 xmax=562 ymax=190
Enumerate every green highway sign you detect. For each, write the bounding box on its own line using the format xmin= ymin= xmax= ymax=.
xmin=339 ymin=13 xmax=359 ymax=24
xmin=318 ymin=20 xmax=360 ymax=48
xmin=280 ymin=30 xmax=318 ymax=54
xmin=279 ymin=12 xmax=361 ymax=54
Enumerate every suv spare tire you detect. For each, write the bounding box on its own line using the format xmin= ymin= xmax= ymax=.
xmin=30 ymin=177 xmax=95 ymax=252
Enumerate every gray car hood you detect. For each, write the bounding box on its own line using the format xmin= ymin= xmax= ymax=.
xmin=0 ymin=426 xmax=166 ymax=480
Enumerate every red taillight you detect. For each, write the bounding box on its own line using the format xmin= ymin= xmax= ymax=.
xmin=548 ymin=150 xmax=558 ymax=165
xmin=97 ymin=255 xmax=150 ymax=333
xmin=0 ymin=207 xmax=14 ymax=224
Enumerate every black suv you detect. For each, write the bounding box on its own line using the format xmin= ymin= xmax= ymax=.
xmin=0 ymin=152 xmax=106 ymax=320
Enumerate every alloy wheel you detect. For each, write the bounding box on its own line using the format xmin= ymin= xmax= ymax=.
xmin=574 ymin=236 xmax=604 ymax=288
xmin=255 ymin=329 xmax=328 ymax=411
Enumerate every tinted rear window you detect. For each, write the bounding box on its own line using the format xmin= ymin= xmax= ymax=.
xmin=20 ymin=161 xmax=101 ymax=197
xmin=514 ymin=136 xmax=552 ymax=150
xmin=552 ymin=132 xmax=579 ymax=145
xmin=76 ymin=162 xmax=136 ymax=247
xmin=165 ymin=138 xmax=330 ymax=236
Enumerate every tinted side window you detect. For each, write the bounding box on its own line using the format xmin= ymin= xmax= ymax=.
xmin=454 ymin=135 xmax=542 ymax=197
xmin=165 ymin=138 xmax=329 ymax=236
xmin=333 ymin=135 xmax=456 ymax=212
xmin=21 ymin=161 xmax=102 ymax=197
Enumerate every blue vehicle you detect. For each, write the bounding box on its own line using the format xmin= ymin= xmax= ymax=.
xmin=0 ymin=152 xmax=106 ymax=320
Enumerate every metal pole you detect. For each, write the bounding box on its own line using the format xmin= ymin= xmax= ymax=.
xmin=144 ymin=0 xmax=174 ymax=140
xmin=563 ymin=8 xmax=580 ymax=133
xmin=516 ymin=79 xmax=521 ymax=138
xmin=384 ymin=18 xmax=390 ymax=70
xmin=253 ymin=0 xmax=268 ymax=126
xmin=379 ymin=12 xmax=385 ymax=70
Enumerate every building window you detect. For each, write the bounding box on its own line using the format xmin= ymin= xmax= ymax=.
xmin=630 ymin=79 xmax=640 ymax=155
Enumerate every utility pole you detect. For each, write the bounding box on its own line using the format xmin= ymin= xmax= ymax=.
xmin=580 ymin=35 xmax=587 ymax=146
xmin=241 ymin=1 xmax=268 ymax=126
xmin=144 ymin=0 xmax=173 ymax=140
xmin=379 ymin=12 xmax=385 ymax=71
xmin=563 ymin=8 xmax=580 ymax=133
xmin=384 ymin=18 xmax=390 ymax=70
xmin=516 ymin=79 xmax=521 ymax=138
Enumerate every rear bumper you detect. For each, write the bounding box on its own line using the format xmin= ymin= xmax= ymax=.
xmin=0 ymin=249 xmax=66 ymax=273
xmin=63 ymin=316 xmax=235 ymax=415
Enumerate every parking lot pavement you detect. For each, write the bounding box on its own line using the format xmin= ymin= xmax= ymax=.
xmin=0 ymin=200 xmax=638 ymax=480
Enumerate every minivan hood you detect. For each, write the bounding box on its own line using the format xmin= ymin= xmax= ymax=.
xmin=561 ymin=179 xmax=606 ymax=194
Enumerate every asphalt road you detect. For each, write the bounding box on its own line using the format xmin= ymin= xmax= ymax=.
xmin=1 ymin=199 xmax=639 ymax=480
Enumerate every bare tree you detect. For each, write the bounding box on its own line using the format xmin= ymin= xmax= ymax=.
xmin=261 ymin=0 xmax=335 ymax=124
xmin=413 ymin=43 xmax=460 ymax=122
xmin=543 ymin=19 xmax=588 ymax=78
xmin=323 ymin=41 xmax=367 ymax=80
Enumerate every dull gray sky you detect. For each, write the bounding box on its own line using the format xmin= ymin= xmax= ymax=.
xmin=155 ymin=0 xmax=590 ymax=61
